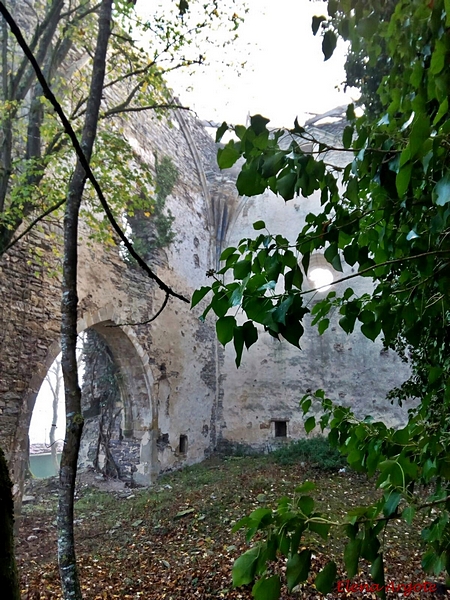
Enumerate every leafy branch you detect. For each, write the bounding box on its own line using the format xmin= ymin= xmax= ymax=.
xmin=0 ymin=1 xmax=188 ymax=304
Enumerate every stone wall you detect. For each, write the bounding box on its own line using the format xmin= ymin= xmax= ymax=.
xmin=215 ymin=114 xmax=412 ymax=453
xmin=0 ymin=99 xmax=235 ymax=500
xmin=0 ymin=38 xmax=414 ymax=501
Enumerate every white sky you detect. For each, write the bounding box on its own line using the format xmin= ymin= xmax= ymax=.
xmin=136 ymin=0 xmax=356 ymax=127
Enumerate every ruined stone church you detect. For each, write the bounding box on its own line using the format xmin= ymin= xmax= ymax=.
xmin=0 ymin=93 xmax=413 ymax=503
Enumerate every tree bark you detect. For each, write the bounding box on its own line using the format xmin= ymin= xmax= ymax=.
xmin=47 ymin=360 xmax=62 ymax=473
xmin=0 ymin=447 xmax=20 ymax=600
xmin=57 ymin=1 xmax=113 ymax=599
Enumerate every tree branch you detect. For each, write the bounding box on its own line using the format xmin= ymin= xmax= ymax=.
xmin=0 ymin=1 xmax=189 ymax=304
xmin=101 ymin=102 xmax=189 ymax=118
xmin=108 ymin=291 xmax=170 ymax=327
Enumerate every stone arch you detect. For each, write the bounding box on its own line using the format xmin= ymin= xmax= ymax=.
xmin=78 ymin=306 xmax=158 ymax=486
xmin=78 ymin=304 xmax=156 ymax=435
xmin=14 ymin=305 xmax=157 ymax=502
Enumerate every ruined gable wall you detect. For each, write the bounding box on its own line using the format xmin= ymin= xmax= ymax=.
xmin=215 ymin=123 xmax=413 ymax=453
xmin=0 ymin=105 xmax=228 ymax=495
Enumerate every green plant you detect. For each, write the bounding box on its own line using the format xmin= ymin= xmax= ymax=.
xmin=125 ymin=154 xmax=178 ymax=262
xmin=272 ymin=436 xmax=346 ymax=471
xmin=192 ymin=0 xmax=450 ymax=596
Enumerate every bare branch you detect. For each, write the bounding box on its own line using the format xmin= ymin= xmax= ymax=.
xmin=3 ymin=196 xmax=65 ymax=253
xmin=0 ymin=2 xmax=189 ymax=304
xmin=101 ymin=102 xmax=189 ymax=118
xmin=108 ymin=291 xmax=170 ymax=327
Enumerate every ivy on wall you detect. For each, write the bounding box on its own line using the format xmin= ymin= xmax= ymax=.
xmin=127 ymin=154 xmax=178 ymax=263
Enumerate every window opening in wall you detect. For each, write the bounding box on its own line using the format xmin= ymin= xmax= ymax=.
xmin=179 ymin=434 xmax=188 ymax=454
xmin=307 ymin=253 xmax=334 ymax=292
xmin=274 ymin=420 xmax=287 ymax=438
xmin=29 ymin=336 xmax=87 ymax=478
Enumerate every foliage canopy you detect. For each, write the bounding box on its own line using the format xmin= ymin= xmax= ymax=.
xmin=193 ymin=0 xmax=450 ymax=596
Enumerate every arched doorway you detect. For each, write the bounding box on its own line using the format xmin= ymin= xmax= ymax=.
xmin=18 ymin=310 xmax=157 ymax=506
xmin=78 ymin=320 xmax=157 ymax=486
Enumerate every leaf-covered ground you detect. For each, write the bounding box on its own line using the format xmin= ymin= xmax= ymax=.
xmin=17 ymin=455 xmax=450 ymax=599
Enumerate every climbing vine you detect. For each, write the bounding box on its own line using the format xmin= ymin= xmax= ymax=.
xmin=126 ymin=153 xmax=178 ymax=262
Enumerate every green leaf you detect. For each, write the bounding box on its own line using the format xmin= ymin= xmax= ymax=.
xmin=344 ymin=539 xmax=362 ymax=578
xmin=236 ymin=168 xmax=266 ymax=196
xmin=370 ymin=554 xmax=385 ymax=589
xmin=402 ymin=506 xmax=415 ymax=525
xmin=249 ymin=507 xmax=273 ymax=527
xmin=218 ymin=141 xmax=240 ymax=169
xmin=276 ymin=172 xmax=297 ymax=200
xmin=295 ymin=481 xmax=316 ymax=494
xmin=191 ymin=286 xmax=211 ymax=308
xmin=361 ymin=320 xmax=382 ymax=341
xmin=234 ymin=259 xmax=252 ymax=279
xmin=215 ymin=121 xmax=228 ymax=142
xmin=279 ymin=318 xmax=304 ymax=348
xmin=422 ymin=549 xmax=446 ymax=576
xmin=211 ymin=291 xmax=230 ymax=318
xmin=252 ymin=575 xmax=281 ymax=600
xmin=446 ymin=0 xmax=450 ymax=26
xmin=322 ymin=30 xmax=337 ymax=61
xmin=430 ymin=40 xmax=446 ymax=75
xmin=429 ymin=366 xmax=443 ymax=384
xmin=308 ymin=520 xmax=330 ymax=540
xmin=324 ymin=243 xmax=342 ymax=272
xmin=253 ymin=220 xmax=266 ymax=230
xmin=250 ymin=114 xmax=270 ymax=135
xmin=220 ymin=246 xmax=237 ymax=261
xmin=298 ymin=495 xmax=314 ymax=516
xmin=409 ymin=116 xmax=430 ymax=158
xmin=315 ymin=561 xmax=337 ymax=594
xmin=216 ymin=316 xmax=236 ymax=346
xmin=243 ymin=321 xmax=258 ymax=349
xmin=343 ymin=125 xmax=353 ymax=149
xmin=312 ymin=15 xmax=326 ymax=36
xmin=396 ymin=162 xmax=412 ymax=197
xmin=233 ymin=326 xmax=244 ymax=367
xmin=273 ymin=296 xmax=294 ymax=326
xmin=318 ymin=318 xmax=330 ymax=335
xmin=230 ymin=286 xmax=243 ymax=307
xmin=433 ymin=172 xmax=450 ymax=206
xmin=232 ymin=547 xmax=260 ymax=586
xmin=286 ymin=550 xmax=311 ymax=591
xmin=304 ymin=416 xmax=316 ymax=434
xmin=383 ymin=491 xmax=401 ymax=517
xmin=343 ymin=244 xmax=358 ymax=266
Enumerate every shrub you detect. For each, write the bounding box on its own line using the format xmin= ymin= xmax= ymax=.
xmin=272 ymin=436 xmax=346 ymax=471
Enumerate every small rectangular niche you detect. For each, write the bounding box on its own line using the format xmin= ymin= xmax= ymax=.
xmin=179 ymin=434 xmax=188 ymax=454
xmin=273 ymin=420 xmax=288 ymax=438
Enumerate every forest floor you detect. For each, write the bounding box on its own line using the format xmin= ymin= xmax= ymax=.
xmin=17 ymin=453 xmax=450 ymax=599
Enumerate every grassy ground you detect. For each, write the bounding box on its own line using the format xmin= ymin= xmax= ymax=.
xmin=16 ymin=452 xmax=449 ymax=599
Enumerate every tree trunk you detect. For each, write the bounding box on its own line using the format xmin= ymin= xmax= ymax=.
xmin=49 ymin=366 xmax=61 ymax=473
xmin=0 ymin=447 xmax=20 ymax=600
xmin=57 ymin=2 xmax=112 ymax=598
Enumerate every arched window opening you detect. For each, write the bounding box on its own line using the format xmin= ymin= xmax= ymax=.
xmin=29 ymin=353 xmax=66 ymax=478
xmin=307 ymin=253 xmax=334 ymax=292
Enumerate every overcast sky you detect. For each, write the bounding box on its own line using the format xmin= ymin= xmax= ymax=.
xmin=136 ymin=0 xmax=356 ymax=127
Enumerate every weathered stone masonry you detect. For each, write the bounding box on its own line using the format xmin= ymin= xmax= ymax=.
xmin=0 ymin=104 xmax=236 ymax=504
xmin=0 ymin=98 xmax=413 ymax=506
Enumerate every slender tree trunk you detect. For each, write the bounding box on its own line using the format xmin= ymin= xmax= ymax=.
xmin=0 ymin=447 xmax=20 ymax=600
xmin=57 ymin=2 xmax=112 ymax=598
xmin=49 ymin=361 xmax=62 ymax=473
